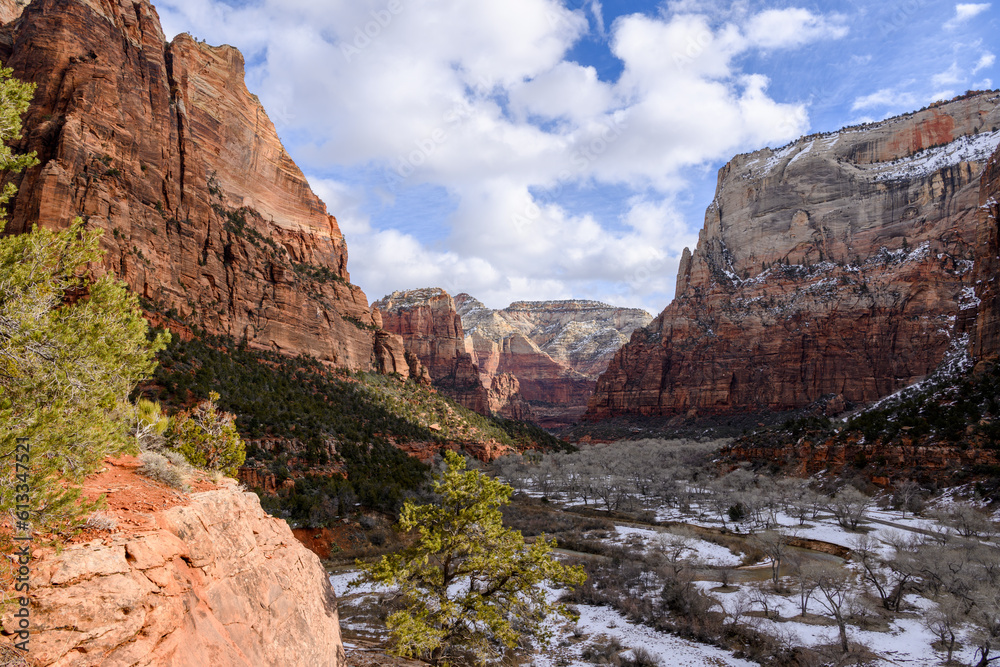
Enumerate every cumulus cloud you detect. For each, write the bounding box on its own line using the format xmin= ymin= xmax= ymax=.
xmin=945 ymin=3 xmax=991 ymax=29
xmin=157 ymin=0 xmax=847 ymax=311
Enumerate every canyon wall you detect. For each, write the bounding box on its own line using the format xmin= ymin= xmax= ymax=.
xmin=374 ymin=288 xmax=532 ymax=420
xmin=973 ymin=143 xmax=1000 ymax=363
xmin=1 ymin=475 xmax=345 ymax=666
xmin=456 ymin=295 xmax=651 ymax=426
xmin=588 ymin=92 xmax=1000 ymax=421
xmin=0 ymin=0 xmax=411 ymax=374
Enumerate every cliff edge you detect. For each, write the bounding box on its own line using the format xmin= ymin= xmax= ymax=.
xmin=1 ymin=458 xmax=345 ymax=667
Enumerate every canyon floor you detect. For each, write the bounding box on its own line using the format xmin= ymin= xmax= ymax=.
xmin=329 ymin=439 xmax=1000 ymax=667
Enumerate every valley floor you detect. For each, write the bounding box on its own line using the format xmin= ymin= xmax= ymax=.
xmin=329 ymin=439 xmax=1000 ymax=666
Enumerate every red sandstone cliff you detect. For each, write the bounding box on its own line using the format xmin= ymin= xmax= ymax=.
xmin=456 ymin=295 xmax=651 ymax=426
xmin=973 ymin=143 xmax=1000 ymax=363
xmin=0 ymin=458 xmax=345 ymax=666
xmin=0 ymin=0 xmax=412 ymax=375
xmin=374 ymin=288 xmax=532 ymax=420
xmin=587 ymin=93 xmax=1000 ymax=421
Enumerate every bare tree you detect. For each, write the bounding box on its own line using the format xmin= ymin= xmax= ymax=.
xmin=748 ymin=585 xmax=777 ymax=621
xmin=751 ymin=530 xmax=790 ymax=584
xmin=924 ymin=595 xmax=964 ymax=665
xmin=851 ymin=532 xmax=920 ymax=612
xmin=656 ymin=531 xmax=695 ymax=578
xmin=827 ymin=486 xmax=872 ymax=531
xmin=968 ymin=587 xmax=1000 ymax=667
xmin=891 ymin=480 xmax=924 ymax=518
xmin=788 ymin=556 xmax=818 ymax=617
xmin=933 ymin=504 xmax=998 ymax=540
xmin=807 ymin=563 xmax=857 ymax=654
xmin=725 ymin=589 xmax=754 ymax=627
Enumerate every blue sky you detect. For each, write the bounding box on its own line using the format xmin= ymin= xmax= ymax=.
xmin=155 ymin=0 xmax=999 ymax=313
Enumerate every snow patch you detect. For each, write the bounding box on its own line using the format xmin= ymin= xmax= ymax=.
xmin=864 ymin=129 xmax=1000 ymax=182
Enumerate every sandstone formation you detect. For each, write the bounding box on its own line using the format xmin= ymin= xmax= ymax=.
xmin=0 ymin=0 xmax=25 ymax=23
xmin=1 ymin=466 xmax=345 ymax=666
xmin=588 ymin=92 xmax=1000 ymax=421
xmin=725 ymin=430 xmax=1000 ymax=488
xmin=455 ymin=294 xmax=651 ymax=425
xmin=374 ymin=288 xmax=532 ymax=419
xmin=973 ymin=142 xmax=1000 ymax=363
xmin=0 ymin=0 xmax=412 ymax=375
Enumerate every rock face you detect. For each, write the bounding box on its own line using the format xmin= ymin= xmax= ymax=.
xmin=973 ymin=143 xmax=1000 ymax=363
xmin=0 ymin=0 xmax=411 ymax=375
xmin=587 ymin=92 xmax=1000 ymax=421
xmin=375 ymin=288 xmax=491 ymax=412
xmin=3 ymin=481 xmax=346 ymax=666
xmin=0 ymin=0 xmax=26 ymax=23
xmin=455 ymin=294 xmax=651 ymax=425
xmin=726 ymin=435 xmax=1000 ymax=487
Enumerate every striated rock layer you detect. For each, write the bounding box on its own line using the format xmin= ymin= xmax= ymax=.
xmin=588 ymin=92 xmax=1000 ymax=421
xmin=726 ymin=434 xmax=1000 ymax=487
xmin=1 ymin=474 xmax=345 ymax=666
xmin=375 ymin=288 xmax=532 ymax=419
xmin=456 ymin=295 xmax=651 ymax=425
xmin=973 ymin=143 xmax=1000 ymax=363
xmin=0 ymin=0 xmax=411 ymax=375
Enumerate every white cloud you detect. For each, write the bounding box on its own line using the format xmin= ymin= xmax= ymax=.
xmin=852 ymin=88 xmax=917 ymax=111
xmin=157 ymin=1 xmax=847 ymax=312
xmin=590 ymin=0 xmax=606 ymax=36
xmin=744 ymin=8 xmax=848 ymax=49
xmin=932 ymin=62 xmax=964 ymax=87
xmin=508 ymin=62 xmax=615 ymax=123
xmin=945 ymin=3 xmax=991 ymax=29
xmin=974 ymin=52 xmax=996 ymax=73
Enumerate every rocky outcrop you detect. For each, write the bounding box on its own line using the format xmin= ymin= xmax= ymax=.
xmin=455 ymin=294 xmax=651 ymax=426
xmin=588 ymin=92 xmax=1000 ymax=421
xmin=374 ymin=288 xmax=531 ymax=419
xmin=375 ymin=288 xmax=493 ymax=413
xmin=1 ymin=464 xmax=345 ymax=666
xmin=0 ymin=0 xmax=411 ymax=375
xmin=487 ymin=372 xmax=533 ymax=421
xmin=0 ymin=0 xmax=26 ymax=23
xmin=973 ymin=143 xmax=1000 ymax=363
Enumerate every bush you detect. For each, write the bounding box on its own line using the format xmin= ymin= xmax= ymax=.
xmin=168 ymin=391 xmax=245 ymax=476
xmin=138 ymin=451 xmax=188 ymax=490
xmin=85 ymin=511 xmax=119 ymax=532
xmin=582 ymin=637 xmax=623 ymax=665
xmin=623 ymin=646 xmax=659 ymax=667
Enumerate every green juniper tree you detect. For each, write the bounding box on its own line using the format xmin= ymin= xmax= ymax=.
xmin=355 ymin=451 xmax=586 ymax=666
xmin=0 ymin=65 xmax=170 ymax=530
xmin=169 ymin=391 xmax=245 ymax=477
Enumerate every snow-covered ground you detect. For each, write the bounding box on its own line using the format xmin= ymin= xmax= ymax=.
xmin=330 ymin=487 xmax=999 ymax=666
xmin=611 ymin=524 xmax=744 ymax=567
xmin=532 ymin=602 xmax=757 ymax=667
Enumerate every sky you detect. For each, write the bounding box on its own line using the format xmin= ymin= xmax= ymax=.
xmin=155 ymin=0 xmax=1000 ymax=313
